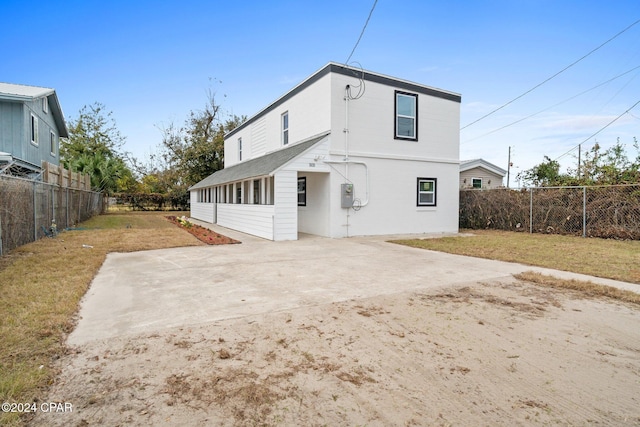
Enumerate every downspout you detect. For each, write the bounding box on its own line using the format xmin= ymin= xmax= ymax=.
xmin=344 ymin=85 xmax=350 ymax=236
xmin=344 ymin=85 xmax=350 ymax=168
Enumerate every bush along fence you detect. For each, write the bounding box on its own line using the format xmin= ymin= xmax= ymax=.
xmin=459 ymin=184 xmax=640 ymax=239
xmin=0 ymin=174 xmax=103 ymax=255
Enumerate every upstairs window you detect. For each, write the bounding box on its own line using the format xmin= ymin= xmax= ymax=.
xmin=42 ymin=97 xmax=48 ymax=113
xmin=417 ymin=177 xmax=436 ymax=206
xmin=282 ymin=111 xmax=289 ymax=145
xmin=30 ymin=114 xmax=39 ymax=145
xmin=238 ymin=137 xmax=243 ymax=161
xmin=472 ymin=178 xmax=482 ymax=189
xmin=50 ymin=131 xmax=56 ymax=156
xmin=395 ymin=91 xmax=418 ymax=140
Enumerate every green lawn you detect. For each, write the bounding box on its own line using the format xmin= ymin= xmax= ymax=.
xmin=392 ymin=229 xmax=640 ymax=284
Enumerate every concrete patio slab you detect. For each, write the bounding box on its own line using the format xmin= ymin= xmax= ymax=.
xmin=68 ymin=228 xmax=640 ymax=346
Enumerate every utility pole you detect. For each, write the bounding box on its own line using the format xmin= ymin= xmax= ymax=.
xmin=577 ymin=143 xmax=581 ymax=179
xmin=507 ymin=146 xmax=511 ymax=188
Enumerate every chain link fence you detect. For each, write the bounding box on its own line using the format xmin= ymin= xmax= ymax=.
xmin=460 ymin=184 xmax=640 ymax=239
xmin=0 ymin=174 xmax=103 ymax=255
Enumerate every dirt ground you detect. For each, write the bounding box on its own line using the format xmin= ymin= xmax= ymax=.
xmin=30 ymin=277 xmax=640 ymax=426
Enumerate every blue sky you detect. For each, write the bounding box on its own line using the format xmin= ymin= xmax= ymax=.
xmin=2 ymin=0 xmax=639 ymax=184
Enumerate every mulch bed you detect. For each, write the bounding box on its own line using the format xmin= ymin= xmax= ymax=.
xmin=165 ymin=216 xmax=240 ymax=245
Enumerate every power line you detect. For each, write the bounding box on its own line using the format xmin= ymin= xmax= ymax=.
xmin=462 ymin=64 xmax=640 ymax=144
xmin=461 ymin=18 xmax=640 ymax=130
xmin=554 ymin=99 xmax=640 ymax=162
xmin=345 ymin=0 xmax=378 ymax=65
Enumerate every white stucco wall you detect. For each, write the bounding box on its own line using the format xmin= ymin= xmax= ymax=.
xmin=321 ymin=72 xmax=460 ymax=238
xmin=328 ymin=72 xmax=460 ymax=163
xmin=297 ymin=172 xmax=330 ymax=237
xmin=324 ymin=155 xmax=459 ymax=238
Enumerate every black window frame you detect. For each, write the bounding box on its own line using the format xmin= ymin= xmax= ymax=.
xmin=297 ymin=176 xmax=306 ymax=206
xmin=394 ymin=91 xmax=418 ymax=141
xmin=416 ymin=177 xmax=437 ymax=207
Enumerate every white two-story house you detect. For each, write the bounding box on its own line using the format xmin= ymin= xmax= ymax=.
xmin=189 ymin=63 xmax=461 ymax=240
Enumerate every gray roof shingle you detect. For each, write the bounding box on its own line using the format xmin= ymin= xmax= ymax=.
xmin=190 ymin=133 xmax=328 ymax=190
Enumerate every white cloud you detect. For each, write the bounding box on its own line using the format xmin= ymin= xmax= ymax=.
xmin=535 ymin=113 xmax=635 ymax=133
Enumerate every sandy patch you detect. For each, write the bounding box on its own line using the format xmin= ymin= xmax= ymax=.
xmin=30 ymin=278 xmax=640 ymax=426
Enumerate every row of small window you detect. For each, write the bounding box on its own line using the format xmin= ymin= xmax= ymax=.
xmin=30 ymin=114 xmax=57 ymax=156
xmin=196 ymin=178 xmax=275 ymax=205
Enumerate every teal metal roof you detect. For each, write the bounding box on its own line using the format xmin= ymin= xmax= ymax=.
xmin=190 ymin=133 xmax=329 ymax=190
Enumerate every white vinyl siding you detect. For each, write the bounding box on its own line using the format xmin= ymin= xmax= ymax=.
xmin=190 ymin=199 xmax=216 ymax=223
xmin=273 ymin=170 xmax=297 ymax=240
xmin=217 ymin=204 xmax=275 ymax=240
xmin=251 ymin=117 xmax=267 ymax=157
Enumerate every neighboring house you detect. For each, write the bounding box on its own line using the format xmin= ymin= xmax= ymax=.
xmin=0 ymin=83 xmax=68 ymax=177
xmin=460 ymin=159 xmax=506 ymax=189
xmin=190 ymin=62 xmax=461 ymax=241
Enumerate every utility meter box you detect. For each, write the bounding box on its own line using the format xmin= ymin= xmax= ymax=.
xmin=341 ymin=183 xmax=354 ymax=208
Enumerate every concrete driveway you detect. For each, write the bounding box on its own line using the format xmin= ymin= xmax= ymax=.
xmin=68 ymin=226 xmax=639 ymax=346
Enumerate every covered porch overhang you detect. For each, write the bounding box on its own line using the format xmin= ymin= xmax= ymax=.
xmin=189 ymin=133 xmax=330 ymax=241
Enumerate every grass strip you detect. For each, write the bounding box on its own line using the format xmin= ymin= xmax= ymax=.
xmin=0 ymin=212 xmax=202 ymax=426
xmin=515 ymin=271 xmax=640 ymax=306
xmin=392 ymin=229 xmax=640 ymax=284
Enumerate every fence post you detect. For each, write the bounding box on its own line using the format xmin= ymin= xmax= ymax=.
xmin=583 ymin=186 xmax=586 ymax=238
xmin=33 ymin=181 xmax=37 ymax=241
xmin=529 ymin=188 xmax=533 ymax=234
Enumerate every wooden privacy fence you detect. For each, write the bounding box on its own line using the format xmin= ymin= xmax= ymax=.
xmin=41 ymin=161 xmax=91 ymax=190
xmin=459 ymin=185 xmax=640 ymax=239
xmin=0 ymin=174 xmax=103 ymax=255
